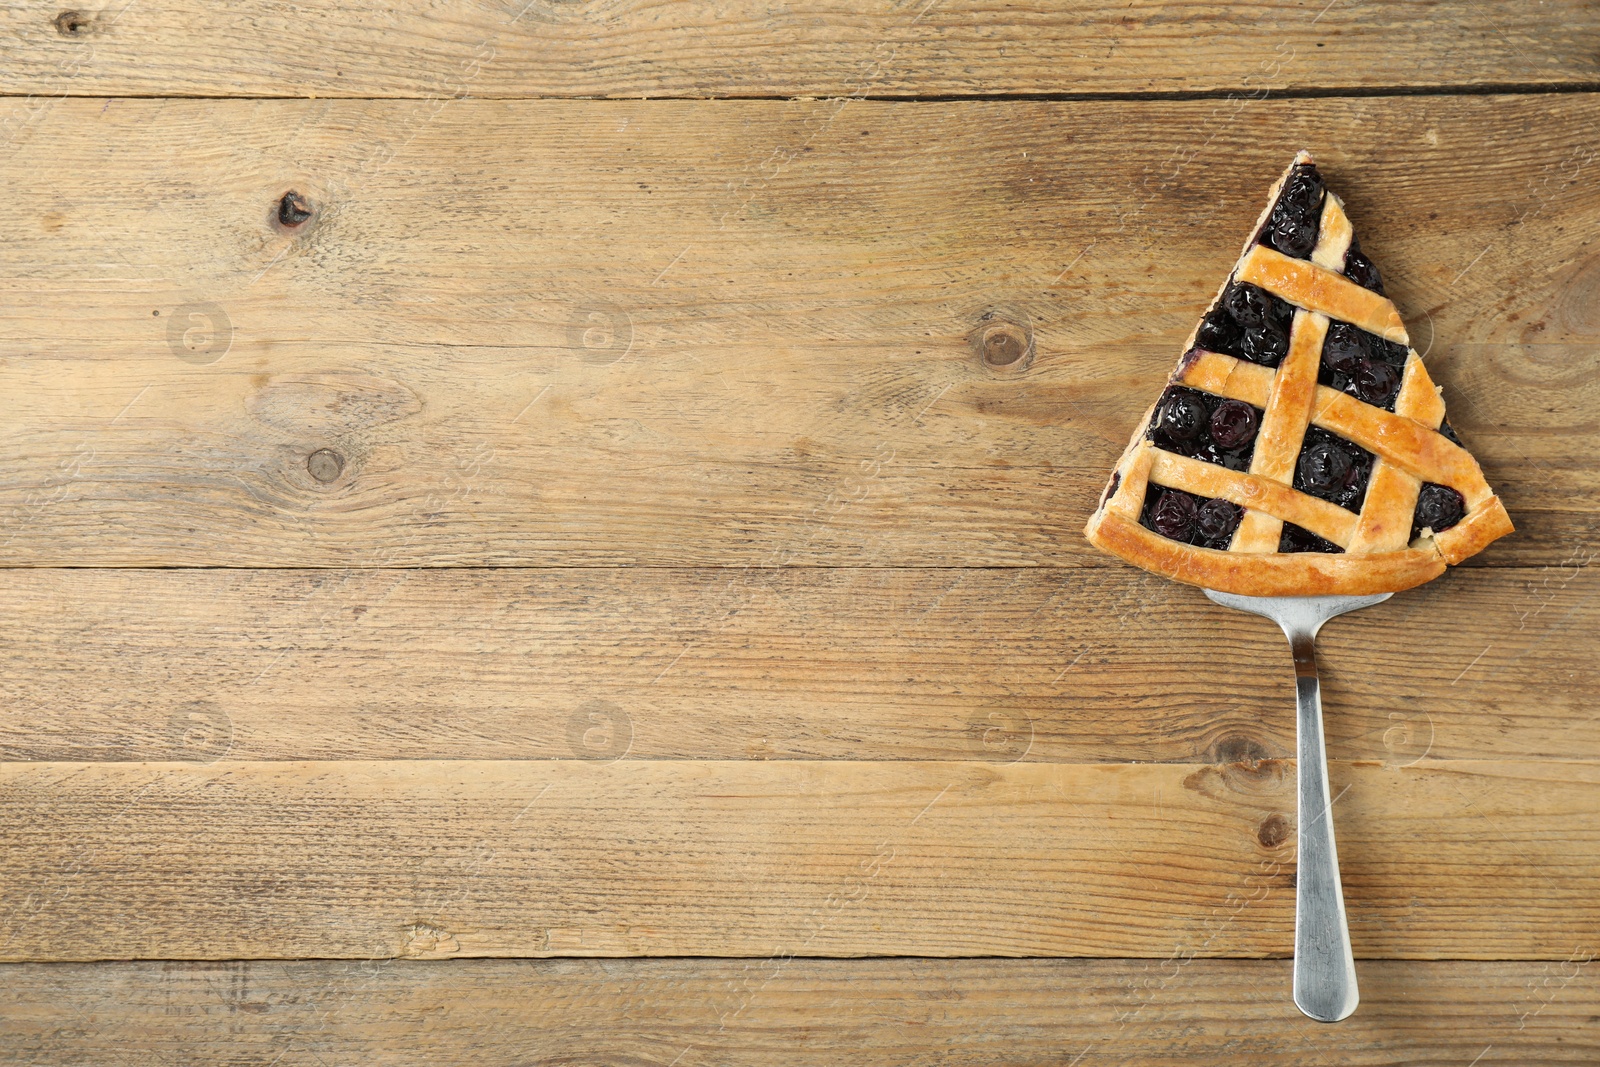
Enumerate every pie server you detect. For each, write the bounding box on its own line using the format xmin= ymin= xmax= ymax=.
xmin=1204 ymin=588 xmax=1391 ymax=1023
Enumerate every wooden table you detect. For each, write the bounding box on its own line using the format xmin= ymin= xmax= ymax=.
xmin=2 ymin=3 xmax=1597 ymax=1061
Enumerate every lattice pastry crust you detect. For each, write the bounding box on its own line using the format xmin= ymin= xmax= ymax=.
xmin=1085 ymin=151 xmax=1512 ymax=596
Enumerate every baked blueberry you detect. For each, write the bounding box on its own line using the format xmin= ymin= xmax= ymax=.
xmin=1369 ymin=335 xmax=1409 ymax=366
xmin=1322 ymin=322 xmax=1366 ymax=376
xmin=1413 ymin=482 xmax=1465 ymax=534
xmin=1138 ymin=486 xmax=1242 ymax=548
xmin=1298 ymin=439 xmax=1351 ymax=494
xmin=1279 ymin=168 xmax=1324 ymax=213
xmin=1149 ymin=489 xmax=1198 ymax=540
xmin=1353 ymin=358 xmax=1401 ymax=406
xmin=1270 ymin=215 xmax=1318 ymax=257
xmin=1195 ymin=308 xmax=1241 ymax=353
xmin=1154 ymin=390 xmax=1207 ymax=442
xmin=1209 ymin=400 xmax=1259 ymax=450
xmin=1240 ymin=322 xmax=1289 ymax=366
xmin=1225 ymin=283 xmax=1272 ymax=328
xmin=1195 ymin=498 xmax=1243 ymax=543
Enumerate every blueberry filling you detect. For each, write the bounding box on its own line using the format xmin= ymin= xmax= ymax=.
xmin=1438 ymin=419 xmax=1462 ymax=446
xmin=1147 ymin=385 xmax=1263 ymax=471
xmin=1293 ymin=426 xmax=1374 ymax=513
xmin=1099 ymin=470 xmax=1121 ymax=508
xmin=1139 ymin=486 xmax=1243 ymax=550
xmin=1342 ymin=234 xmax=1385 ymax=294
xmin=1194 ymin=282 xmax=1296 ymax=369
xmin=1279 ymin=522 xmax=1343 ymax=554
xmin=1259 ymin=162 xmax=1325 ymax=260
xmin=1224 ymin=283 xmax=1292 ymax=365
xmin=1318 ymin=320 xmax=1408 ymax=410
xmin=1411 ymin=482 xmax=1465 ymax=539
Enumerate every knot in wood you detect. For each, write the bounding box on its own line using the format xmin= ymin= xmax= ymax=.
xmin=970 ymin=311 xmax=1034 ymax=374
xmin=53 ymin=10 xmax=91 ymax=35
xmin=307 ymin=448 xmax=344 ymax=483
xmin=277 ymin=191 xmax=314 ymax=228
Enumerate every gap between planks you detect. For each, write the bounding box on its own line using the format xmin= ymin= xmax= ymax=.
xmin=4 ymin=83 xmax=1600 ymax=103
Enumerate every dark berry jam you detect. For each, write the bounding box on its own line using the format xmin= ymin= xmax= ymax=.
xmin=1196 ymin=282 xmax=1296 ymax=369
xmin=1147 ymin=385 xmax=1264 ymax=471
xmin=1319 ymin=320 xmax=1407 ymax=411
xmin=1259 ymin=162 xmax=1325 ymax=260
xmin=1293 ymin=426 xmax=1374 ymax=513
xmin=1342 ymin=235 xmax=1385 ymax=294
xmin=1099 ymin=470 xmax=1121 ymax=508
xmin=1279 ymin=522 xmax=1343 ymax=554
xmin=1438 ymin=419 xmax=1462 ymax=446
xmin=1411 ymin=482 xmax=1465 ymax=539
xmin=1139 ymin=486 xmax=1242 ymax=550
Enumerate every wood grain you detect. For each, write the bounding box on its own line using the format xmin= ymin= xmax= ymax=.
xmin=3 ymin=957 xmax=1595 ymax=1066
xmin=2 ymin=758 xmax=1595 ymax=962
xmin=0 ymin=565 xmax=1593 ymax=765
xmin=0 ymin=95 xmax=1596 ymax=567
xmin=4 ymin=2 xmax=1594 ymax=1056
xmin=3 ymin=1 xmax=1597 ymax=99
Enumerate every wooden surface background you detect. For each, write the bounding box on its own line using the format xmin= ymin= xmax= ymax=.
xmin=2 ymin=1 xmax=1598 ymax=1062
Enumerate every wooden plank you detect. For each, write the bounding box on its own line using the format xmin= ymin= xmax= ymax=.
xmin=3 ymin=957 xmax=1595 ymax=1066
xmin=1 ymin=95 xmax=1596 ymax=567
xmin=0 ymin=565 xmax=1593 ymax=765
xmin=3 ymin=1 xmax=1597 ymax=99
xmin=1 ymin=758 xmax=1595 ymax=962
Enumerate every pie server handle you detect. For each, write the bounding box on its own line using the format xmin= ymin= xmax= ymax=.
xmin=1205 ymin=589 xmax=1388 ymax=1023
xmin=1287 ymin=621 xmax=1360 ymax=1023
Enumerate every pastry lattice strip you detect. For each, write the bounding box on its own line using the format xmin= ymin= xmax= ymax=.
xmin=1085 ymin=151 xmax=1512 ymax=596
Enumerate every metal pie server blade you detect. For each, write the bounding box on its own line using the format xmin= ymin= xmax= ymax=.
xmin=1204 ymin=589 xmax=1392 ymax=1023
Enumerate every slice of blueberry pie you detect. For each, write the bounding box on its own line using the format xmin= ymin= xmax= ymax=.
xmin=1085 ymin=151 xmax=1512 ymax=596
